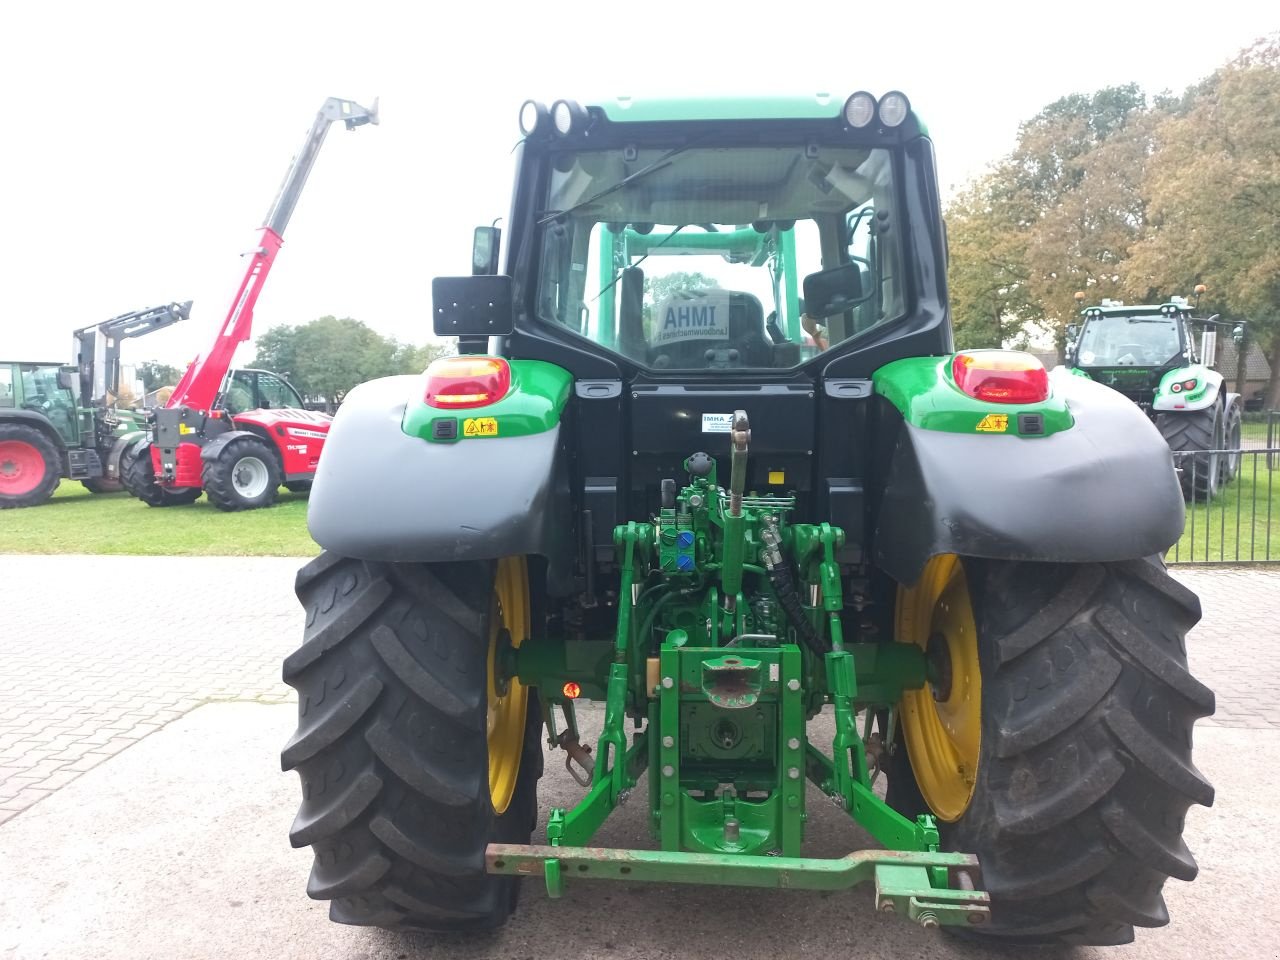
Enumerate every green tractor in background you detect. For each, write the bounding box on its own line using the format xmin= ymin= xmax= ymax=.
xmin=282 ymin=92 xmax=1214 ymax=946
xmin=1066 ymin=289 xmax=1245 ymax=500
xmin=0 ymin=302 xmax=193 ymax=509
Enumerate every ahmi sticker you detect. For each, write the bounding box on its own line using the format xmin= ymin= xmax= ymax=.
xmin=702 ymin=413 xmax=735 ymax=433
xmin=463 ymin=417 xmax=499 ymax=437
xmin=653 ymin=289 xmax=731 ymax=345
xmin=975 ymin=413 xmax=1009 ymax=433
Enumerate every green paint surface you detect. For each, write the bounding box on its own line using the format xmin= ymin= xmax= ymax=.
xmin=402 ymin=359 xmax=572 ymax=442
xmin=873 ymin=356 xmax=1074 ymax=437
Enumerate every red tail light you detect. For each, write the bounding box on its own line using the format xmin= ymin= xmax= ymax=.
xmin=424 ymin=356 xmax=511 ymax=409
xmin=951 ymin=351 xmax=1049 ymax=404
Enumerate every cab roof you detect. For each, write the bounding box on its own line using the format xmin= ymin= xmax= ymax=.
xmin=591 ymin=93 xmax=928 ymax=133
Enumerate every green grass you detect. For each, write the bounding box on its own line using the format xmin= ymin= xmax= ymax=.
xmin=0 ymin=482 xmax=321 ymax=556
xmin=1168 ymin=462 xmax=1280 ymax=563
xmin=1242 ymin=416 xmax=1277 ymax=445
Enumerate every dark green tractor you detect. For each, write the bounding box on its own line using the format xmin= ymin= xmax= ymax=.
xmin=1067 ymin=292 xmax=1245 ymax=500
xmin=282 ymin=93 xmax=1214 ymax=946
xmin=0 ymin=301 xmax=192 ymax=508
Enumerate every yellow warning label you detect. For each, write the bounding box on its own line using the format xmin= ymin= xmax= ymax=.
xmin=463 ymin=417 xmax=499 ymax=438
xmin=975 ymin=414 xmax=1009 ymax=433
xmin=768 ymin=470 xmax=786 ymax=485
xmin=178 ymin=423 xmax=194 ymax=435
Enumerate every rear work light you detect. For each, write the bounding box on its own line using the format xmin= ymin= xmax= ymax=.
xmin=951 ymin=350 xmax=1049 ymax=404
xmin=424 ymin=356 xmax=511 ymax=409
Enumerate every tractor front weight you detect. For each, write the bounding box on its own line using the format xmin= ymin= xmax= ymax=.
xmin=492 ymin=410 xmax=991 ymax=929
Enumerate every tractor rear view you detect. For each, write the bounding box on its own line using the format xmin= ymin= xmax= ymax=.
xmin=124 ymin=96 xmax=376 ymax=511
xmin=282 ymin=93 xmax=1213 ymax=946
xmin=1067 ymin=290 xmax=1245 ymax=499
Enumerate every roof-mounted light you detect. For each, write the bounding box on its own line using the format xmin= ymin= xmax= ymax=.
xmin=952 ymin=350 xmax=1049 ymax=405
xmin=877 ymin=91 xmax=911 ymax=127
xmin=519 ymin=99 xmax=548 ymax=137
xmin=844 ymin=91 xmax=876 ymax=128
xmin=551 ymin=99 xmax=588 ymax=135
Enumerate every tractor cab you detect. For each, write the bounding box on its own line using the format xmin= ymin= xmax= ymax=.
xmin=215 ymin=368 xmax=306 ymax=415
xmin=5 ymin=362 xmax=81 ymax=446
xmin=1068 ymin=300 xmax=1190 ymax=408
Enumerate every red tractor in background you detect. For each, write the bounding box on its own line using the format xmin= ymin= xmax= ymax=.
xmin=124 ymin=96 xmax=377 ymax=511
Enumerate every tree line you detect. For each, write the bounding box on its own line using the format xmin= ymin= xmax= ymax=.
xmin=947 ymin=34 xmax=1280 ymax=407
xmin=135 ymin=317 xmax=450 ymax=410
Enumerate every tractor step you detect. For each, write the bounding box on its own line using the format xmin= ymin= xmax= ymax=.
xmin=485 ymin=843 xmax=990 ymax=928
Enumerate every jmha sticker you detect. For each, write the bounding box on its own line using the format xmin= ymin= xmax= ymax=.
xmin=653 ymin=290 xmax=731 ymax=345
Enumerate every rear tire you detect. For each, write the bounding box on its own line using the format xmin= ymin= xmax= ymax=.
xmin=121 ymin=446 xmax=202 ymax=506
xmin=887 ymin=557 xmax=1214 ymax=946
xmin=82 ymin=477 xmax=123 ymax=494
xmin=0 ymin=423 xmax=60 ymax=508
xmin=201 ymin=436 xmax=281 ymax=511
xmin=1219 ymin=400 xmax=1242 ymax=484
xmin=282 ymin=554 xmax=542 ymax=932
xmin=1157 ymin=404 xmax=1222 ymax=501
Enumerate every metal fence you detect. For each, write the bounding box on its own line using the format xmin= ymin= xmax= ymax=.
xmin=1167 ymin=446 xmax=1280 ymax=564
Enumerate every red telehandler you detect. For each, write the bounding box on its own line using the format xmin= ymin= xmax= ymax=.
xmin=124 ymin=96 xmax=377 ymax=511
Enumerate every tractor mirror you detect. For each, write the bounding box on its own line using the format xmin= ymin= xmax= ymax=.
xmin=1233 ymin=325 xmax=1245 ymax=346
xmin=432 ymin=275 xmax=514 ymax=337
xmin=1066 ymin=323 xmax=1078 ymax=341
xmin=471 ymin=226 xmax=502 ymax=276
xmin=56 ymin=369 xmax=76 ymax=391
xmin=801 ymin=263 xmax=867 ymax=319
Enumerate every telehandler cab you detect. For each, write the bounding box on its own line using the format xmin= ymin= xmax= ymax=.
xmin=283 ymin=92 xmax=1213 ymax=946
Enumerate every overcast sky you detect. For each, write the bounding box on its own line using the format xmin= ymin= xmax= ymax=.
xmin=1 ymin=0 xmax=1274 ymax=370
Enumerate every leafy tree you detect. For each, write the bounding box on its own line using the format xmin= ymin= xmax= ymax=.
xmin=136 ymin=361 xmax=183 ymax=393
xmin=947 ymin=86 xmax=1156 ymax=356
xmin=946 ymin=172 xmax=1041 ymax=349
xmin=1126 ymin=35 xmax=1280 ymax=406
xmin=252 ymin=316 xmax=452 ymax=409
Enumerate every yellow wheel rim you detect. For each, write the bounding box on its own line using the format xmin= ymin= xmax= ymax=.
xmin=487 ymin=556 xmax=530 ymax=815
xmin=896 ymin=554 xmax=981 ymax=822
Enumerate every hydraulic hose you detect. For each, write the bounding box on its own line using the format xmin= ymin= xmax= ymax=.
xmin=760 ymin=519 xmax=829 ymax=657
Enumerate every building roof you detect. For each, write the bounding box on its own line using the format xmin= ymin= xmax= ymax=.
xmin=1217 ymin=339 xmax=1272 ymax=380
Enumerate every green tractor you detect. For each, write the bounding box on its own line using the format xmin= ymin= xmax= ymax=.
xmin=282 ymin=93 xmax=1214 ymax=946
xmin=0 ymin=302 xmax=192 ymax=509
xmin=1066 ymin=291 xmax=1245 ymax=500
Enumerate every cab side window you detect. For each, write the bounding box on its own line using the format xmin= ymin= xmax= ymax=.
xmin=257 ymin=371 xmax=302 ymax=409
xmin=0 ymin=368 xmax=13 ymax=408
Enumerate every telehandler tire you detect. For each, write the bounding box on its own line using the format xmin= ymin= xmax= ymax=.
xmin=1157 ymin=405 xmax=1222 ymax=501
xmin=202 ymin=436 xmax=281 ymax=511
xmin=0 ymin=423 xmax=60 ymax=508
xmin=886 ymin=555 xmax=1214 ymax=946
xmin=121 ymin=447 xmax=201 ymax=507
xmin=282 ymin=554 xmax=542 ymax=932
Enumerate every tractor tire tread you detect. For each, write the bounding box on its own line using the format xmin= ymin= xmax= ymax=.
xmin=282 ymin=554 xmax=539 ymax=932
xmin=0 ymin=422 xmax=60 ymax=508
xmin=201 ymin=435 xmax=282 ymax=511
xmin=896 ymin=557 xmax=1213 ymax=946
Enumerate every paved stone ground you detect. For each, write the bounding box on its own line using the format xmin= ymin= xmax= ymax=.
xmin=0 ymin=555 xmax=297 ymax=824
xmin=0 ymin=555 xmax=1277 ymax=825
